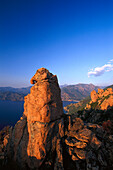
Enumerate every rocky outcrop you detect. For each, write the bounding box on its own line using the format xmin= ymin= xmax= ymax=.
xmin=25 ymin=68 xmax=63 ymax=123
xmin=0 ymin=126 xmax=11 ymax=167
xmin=86 ymin=88 xmax=113 ymax=110
xmin=5 ymin=68 xmax=64 ymax=169
xmin=70 ymin=88 xmax=113 ymax=128
xmin=64 ymin=88 xmax=113 ymax=135
xmin=1 ymin=68 xmax=113 ymax=169
xmin=64 ymin=115 xmax=113 ymax=170
xmin=91 ymin=89 xmax=98 ymax=102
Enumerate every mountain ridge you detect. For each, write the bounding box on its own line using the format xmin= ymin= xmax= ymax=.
xmin=0 ymin=83 xmax=109 ymax=101
xmin=61 ymin=83 xmax=104 ymax=101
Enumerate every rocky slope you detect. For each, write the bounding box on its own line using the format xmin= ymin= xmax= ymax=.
xmin=0 ymin=87 xmax=31 ymax=94
xmin=64 ymin=96 xmax=91 ymax=114
xmin=0 ymin=68 xmax=113 ymax=170
xmin=104 ymin=84 xmax=113 ymax=90
xmin=85 ymin=88 xmax=113 ymax=110
xmin=0 ymin=91 xmax=25 ymax=101
xmin=65 ymin=88 xmax=113 ymax=130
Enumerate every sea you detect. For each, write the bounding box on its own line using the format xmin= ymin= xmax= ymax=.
xmin=0 ymin=100 xmax=77 ymax=130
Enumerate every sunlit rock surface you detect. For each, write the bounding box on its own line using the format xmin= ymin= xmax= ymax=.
xmin=86 ymin=88 xmax=113 ymax=110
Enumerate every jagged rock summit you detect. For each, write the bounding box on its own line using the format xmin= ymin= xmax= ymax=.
xmin=24 ymin=67 xmax=63 ymax=122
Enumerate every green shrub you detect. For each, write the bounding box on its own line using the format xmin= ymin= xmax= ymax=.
xmin=91 ymin=101 xmax=98 ymax=109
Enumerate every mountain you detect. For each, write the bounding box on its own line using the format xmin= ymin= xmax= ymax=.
xmin=0 ymin=86 xmax=31 ymax=101
xmin=0 ymin=91 xmax=25 ymax=101
xmin=0 ymin=86 xmax=31 ymax=94
xmin=60 ymin=84 xmax=68 ymax=88
xmin=104 ymin=84 xmax=113 ymax=90
xmin=61 ymin=83 xmax=101 ymax=101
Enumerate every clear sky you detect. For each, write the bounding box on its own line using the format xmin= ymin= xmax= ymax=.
xmin=0 ymin=0 xmax=113 ymax=87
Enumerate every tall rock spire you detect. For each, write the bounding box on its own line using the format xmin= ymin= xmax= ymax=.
xmin=6 ymin=68 xmax=64 ymax=169
xmin=24 ymin=67 xmax=63 ymax=122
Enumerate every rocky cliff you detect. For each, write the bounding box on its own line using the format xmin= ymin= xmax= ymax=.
xmin=64 ymin=88 xmax=113 ymax=134
xmin=5 ymin=68 xmax=64 ymax=169
xmin=0 ymin=68 xmax=113 ymax=170
xmin=85 ymin=88 xmax=113 ymax=110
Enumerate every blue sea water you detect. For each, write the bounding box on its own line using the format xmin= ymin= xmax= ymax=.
xmin=0 ymin=100 xmax=24 ymax=130
xmin=63 ymin=101 xmax=77 ymax=107
xmin=0 ymin=100 xmax=77 ymax=130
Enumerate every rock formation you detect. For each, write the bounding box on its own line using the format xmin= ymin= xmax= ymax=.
xmin=91 ymin=89 xmax=98 ymax=102
xmin=69 ymin=88 xmax=113 ymax=130
xmin=5 ymin=68 xmax=64 ymax=169
xmin=0 ymin=68 xmax=113 ymax=169
xmin=85 ymin=88 xmax=113 ymax=110
xmin=64 ymin=115 xmax=113 ymax=170
xmin=0 ymin=126 xmax=11 ymax=161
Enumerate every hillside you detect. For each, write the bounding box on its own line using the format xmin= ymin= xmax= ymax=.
xmin=64 ymin=88 xmax=113 ymax=131
xmin=0 ymin=86 xmax=31 ymax=94
xmin=0 ymin=91 xmax=25 ymax=101
xmin=104 ymin=84 xmax=113 ymax=90
xmin=0 ymin=86 xmax=31 ymax=101
xmin=64 ymin=96 xmax=91 ymax=114
xmin=61 ymin=83 xmax=101 ymax=101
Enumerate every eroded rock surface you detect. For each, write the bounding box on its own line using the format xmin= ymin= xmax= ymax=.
xmin=25 ymin=68 xmax=63 ymax=123
xmin=86 ymin=88 xmax=113 ymax=110
xmin=64 ymin=116 xmax=113 ymax=170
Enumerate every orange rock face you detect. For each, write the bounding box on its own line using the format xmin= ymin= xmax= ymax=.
xmin=86 ymin=88 xmax=113 ymax=110
xmin=25 ymin=68 xmax=64 ymax=164
xmin=6 ymin=68 xmax=64 ymax=169
xmin=24 ymin=68 xmax=63 ymax=122
xmin=98 ymin=88 xmax=104 ymax=98
xmin=91 ymin=90 xmax=98 ymax=102
xmin=100 ymin=95 xmax=113 ymax=110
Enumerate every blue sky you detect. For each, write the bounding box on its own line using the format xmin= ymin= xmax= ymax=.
xmin=0 ymin=0 xmax=113 ymax=87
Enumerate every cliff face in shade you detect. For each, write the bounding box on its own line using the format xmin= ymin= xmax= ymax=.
xmin=2 ymin=68 xmax=113 ymax=170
